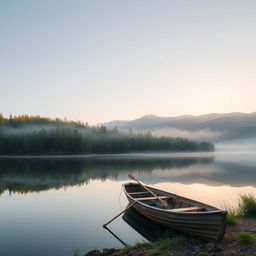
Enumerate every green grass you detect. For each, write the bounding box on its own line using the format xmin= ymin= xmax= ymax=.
xmin=113 ymin=245 xmax=132 ymax=255
xmin=134 ymin=241 xmax=154 ymax=249
xmin=71 ymin=250 xmax=81 ymax=256
xmin=105 ymin=236 xmax=186 ymax=256
xmin=225 ymin=194 xmax=256 ymax=224
xmin=148 ymin=236 xmax=187 ymax=256
xmin=197 ymin=252 xmax=210 ymax=256
xmin=238 ymin=194 xmax=256 ymax=217
xmin=226 ymin=206 xmax=238 ymax=225
xmin=236 ymin=232 xmax=255 ymax=243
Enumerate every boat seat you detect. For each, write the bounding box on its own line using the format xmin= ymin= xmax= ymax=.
xmin=129 ymin=192 xmax=150 ymax=195
xmin=136 ymin=196 xmax=170 ymax=201
xmin=168 ymin=206 xmax=204 ymax=212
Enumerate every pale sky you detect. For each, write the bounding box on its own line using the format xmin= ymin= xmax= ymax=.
xmin=1 ymin=0 xmax=256 ymax=124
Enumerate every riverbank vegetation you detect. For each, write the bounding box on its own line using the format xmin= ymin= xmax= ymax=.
xmin=236 ymin=232 xmax=256 ymax=243
xmin=226 ymin=194 xmax=256 ymax=224
xmin=79 ymin=236 xmax=187 ymax=256
xmin=0 ymin=114 xmax=214 ymax=155
xmin=81 ymin=217 xmax=256 ymax=256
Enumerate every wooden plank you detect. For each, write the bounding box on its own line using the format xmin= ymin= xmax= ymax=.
xmin=168 ymin=206 xmax=203 ymax=212
xmin=131 ymin=203 xmax=226 ymax=242
xmin=136 ymin=196 xmax=170 ymax=201
xmin=129 ymin=192 xmax=150 ymax=195
xmin=128 ymin=174 xmax=168 ymax=207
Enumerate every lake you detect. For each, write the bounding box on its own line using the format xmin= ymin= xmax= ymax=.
xmin=0 ymin=152 xmax=256 ymax=256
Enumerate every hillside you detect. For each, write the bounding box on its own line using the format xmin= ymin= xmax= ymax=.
xmin=104 ymin=112 xmax=256 ymax=142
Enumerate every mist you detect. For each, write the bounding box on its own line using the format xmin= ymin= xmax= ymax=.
xmin=116 ymin=127 xmax=256 ymax=152
xmin=215 ymin=139 xmax=256 ymax=152
xmin=150 ymin=128 xmax=224 ymax=141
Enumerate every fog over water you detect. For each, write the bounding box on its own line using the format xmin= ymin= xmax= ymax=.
xmin=215 ymin=139 xmax=256 ymax=152
xmin=0 ymin=152 xmax=256 ymax=256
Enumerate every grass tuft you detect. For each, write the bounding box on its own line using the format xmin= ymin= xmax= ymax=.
xmin=236 ymin=232 xmax=255 ymax=243
xmin=238 ymin=194 xmax=256 ymax=217
xmin=197 ymin=252 xmax=210 ymax=256
xmin=134 ymin=241 xmax=153 ymax=249
xmin=224 ymin=193 xmax=256 ymax=224
xmin=71 ymin=250 xmax=81 ymax=256
xmin=113 ymin=245 xmax=132 ymax=255
xmin=226 ymin=206 xmax=238 ymax=225
xmin=149 ymin=236 xmax=186 ymax=256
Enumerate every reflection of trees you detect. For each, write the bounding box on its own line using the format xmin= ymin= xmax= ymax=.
xmin=0 ymin=156 xmax=213 ymax=194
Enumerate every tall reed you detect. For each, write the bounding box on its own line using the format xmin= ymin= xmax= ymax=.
xmin=238 ymin=194 xmax=256 ymax=217
xmin=225 ymin=193 xmax=256 ymax=224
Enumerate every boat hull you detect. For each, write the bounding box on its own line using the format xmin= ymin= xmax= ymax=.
xmin=123 ymin=183 xmax=227 ymax=242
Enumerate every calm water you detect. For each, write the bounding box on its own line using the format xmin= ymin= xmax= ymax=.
xmin=0 ymin=152 xmax=256 ymax=256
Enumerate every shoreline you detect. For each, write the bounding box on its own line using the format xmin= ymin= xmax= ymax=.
xmin=0 ymin=151 xmax=215 ymax=159
xmin=83 ymin=217 xmax=256 ymax=256
xmin=2 ymin=151 xmax=256 ymax=159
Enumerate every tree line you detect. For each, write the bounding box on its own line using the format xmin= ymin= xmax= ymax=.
xmin=0 ymin=114 xmax=214 ymax=154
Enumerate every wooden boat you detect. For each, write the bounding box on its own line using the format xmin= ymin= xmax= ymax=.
xmin=123 ymin=207 xmax=178 ymax=242
xmin=123 ymin=182 xmax=227 ymax=242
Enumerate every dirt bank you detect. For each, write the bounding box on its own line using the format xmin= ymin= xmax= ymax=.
xmin=84 ymin=217 xmax=256 ymax=256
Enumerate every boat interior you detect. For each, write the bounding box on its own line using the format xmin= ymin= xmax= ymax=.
xmin=125 ymin=183 xmax=206 ymax=212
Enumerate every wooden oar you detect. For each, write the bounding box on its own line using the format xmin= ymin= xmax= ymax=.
xmin=103 ymin=202 xmax=137 ymax=228
xmin=128 ymin=174 xmax=168 ymax=207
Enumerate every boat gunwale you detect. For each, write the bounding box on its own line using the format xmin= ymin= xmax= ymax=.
xmin=123 ymin=183 xmax=228 ymax=216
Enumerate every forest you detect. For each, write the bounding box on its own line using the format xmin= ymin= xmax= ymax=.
xmin=0 ymin=114 xmax=214 ymax=154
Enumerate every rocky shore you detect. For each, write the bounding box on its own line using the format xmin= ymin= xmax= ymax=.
xmin=83 ymin=217 xmax=256 ymax=256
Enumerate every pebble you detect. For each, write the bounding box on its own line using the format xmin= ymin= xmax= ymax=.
xmin=206 ymin=242 xmax=215 ymax=250
xmin=194 ymin=246 xmax=201 ymax=252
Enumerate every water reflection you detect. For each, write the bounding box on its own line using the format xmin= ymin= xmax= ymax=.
xmin=103 ymin=206 xmax=181 ymax=247
xmin=1 ymin=153 xmax=256 ymax=195
xmin=104 ymin=226 xmax=127 ymax=246
xmin=123 ymin=207 xmax=179 ymax=242
xmin=0 ymin=155 xmax=213 ymax=194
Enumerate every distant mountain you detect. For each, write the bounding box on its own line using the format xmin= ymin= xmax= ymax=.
xmin=104 ymin=112 xmax=256 ymax=142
